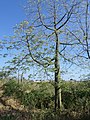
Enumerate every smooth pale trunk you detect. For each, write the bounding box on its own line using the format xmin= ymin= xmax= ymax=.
xmin=55 ymin=31 xmax=62 ymax=111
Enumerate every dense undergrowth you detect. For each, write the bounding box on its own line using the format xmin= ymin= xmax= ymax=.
xmin=0 ymin=79 xmax=90 ymax=120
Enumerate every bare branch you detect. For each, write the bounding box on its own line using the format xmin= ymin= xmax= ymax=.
xmin=57 ymin=2 xmax=81 ymax=30
xmin=37 ymin=3 xmax=54 ymax=31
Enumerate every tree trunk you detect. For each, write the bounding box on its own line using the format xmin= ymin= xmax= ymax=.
xmin=18 ymin=69 xmax=19 ymax=84
xmin=21 ymin=73 xmax=23 ymax=83
xmin=54 ymin=31 xmax=62 ymax=111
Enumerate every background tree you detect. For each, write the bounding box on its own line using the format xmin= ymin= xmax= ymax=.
xmin=66 ymin=0 xmax=90 ymax=66
xmin=0 ymin=70 xmax=10 ymax=79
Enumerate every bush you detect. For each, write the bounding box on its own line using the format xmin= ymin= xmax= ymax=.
xmin=4 ymin=80 xmax=22 ymax=96
xmin=3 ymin=80 xmax=53 ymax=109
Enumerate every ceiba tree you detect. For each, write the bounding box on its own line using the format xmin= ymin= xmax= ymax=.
xmin=5 ymin=0 xmax=81 ymax=111
xmin=25 ymin=0 xmax=81 ymax=110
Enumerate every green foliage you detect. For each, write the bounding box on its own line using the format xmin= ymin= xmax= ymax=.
xmin=2 ymin=79 xmax=90 ymax=120
xmin=0 ymin=114 xmax=16 ymax=120
xmin=0 ymin=71 xmax=10 ymax=79
xmin=61 ymin=81 xmax=90 ymax=112
xmin=4 ymin=80 xmax=22 ymax=96
xmin=3 ymin=80 xmax=54 ymax=109
xmin=20 ymin=85 xmax=54 ymax=109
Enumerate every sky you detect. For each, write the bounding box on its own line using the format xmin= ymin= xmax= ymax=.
xmin=0 ymin=0 xmax=26 ymax=39
xmin=0 ymin=0 xmax=90 ymax=81
xmin=0 ymin=0 xmax=26 ymax=68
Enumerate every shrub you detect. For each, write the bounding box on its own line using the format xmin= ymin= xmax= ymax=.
xmin=4 ymin=80 xmax=21 ymax=96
